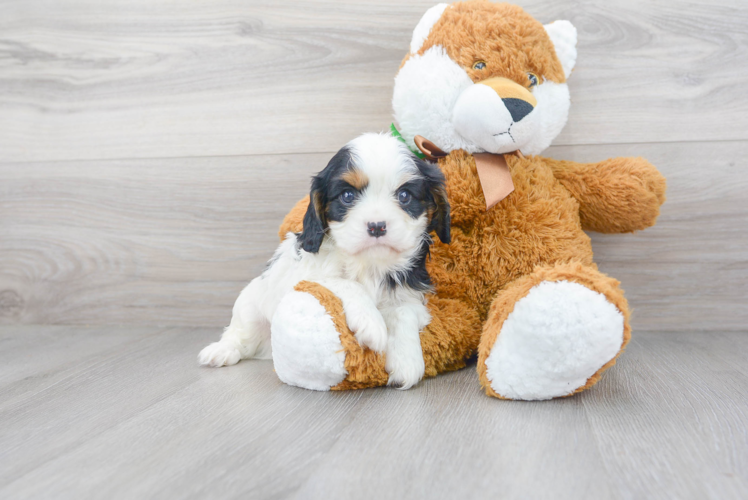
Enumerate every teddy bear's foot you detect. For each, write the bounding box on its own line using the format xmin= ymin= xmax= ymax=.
xmin=478 ymin=262 xmax=631 ymax=400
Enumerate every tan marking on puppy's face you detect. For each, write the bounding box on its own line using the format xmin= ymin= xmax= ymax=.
xmin=340 ymin=168 xmax=369 ymax=191
xmin=412 ymin=1 xmax=566 ymax=87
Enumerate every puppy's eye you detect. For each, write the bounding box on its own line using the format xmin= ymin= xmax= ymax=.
xmin=340 ymin=190 xmax=355 ymax=205
xmin=472 ymin=60 xmax=487 ymax=70
xmin=397 ymin=190 xmax=412 ymax=206
xmin=528 ymin=72 xmax=539 ymax=88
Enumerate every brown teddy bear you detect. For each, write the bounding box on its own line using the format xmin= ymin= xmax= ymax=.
xmin=270 ymin=0 xmax=666 ymax=400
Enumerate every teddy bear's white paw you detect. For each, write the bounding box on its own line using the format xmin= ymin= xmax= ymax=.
xmin=198 ymin=341 xmax=242 ymax=367
xmin=271 ymin=291 xmax=348 ymax=391
xmin=485 ymin=280 xmax=624 ymax=400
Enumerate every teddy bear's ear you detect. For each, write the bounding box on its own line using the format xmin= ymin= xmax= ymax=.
xmin=410 ymin=3 xmax=449 ymax=54
xmin=543 ymin=20 xmax=578 ymax=80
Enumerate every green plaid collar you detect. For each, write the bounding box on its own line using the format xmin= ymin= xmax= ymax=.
xmin=390 ymin=123 xmax=426 ymax=159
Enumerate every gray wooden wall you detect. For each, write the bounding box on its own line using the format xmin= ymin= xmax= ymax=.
xmin=1 ymin=0 xmax=746 ymax=330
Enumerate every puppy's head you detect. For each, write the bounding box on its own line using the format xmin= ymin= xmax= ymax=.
xmin=299 ymin=133 xmax=450 ymax=258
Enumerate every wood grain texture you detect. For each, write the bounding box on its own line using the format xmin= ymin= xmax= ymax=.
xmin=0 ymin=326 xmax=746 ymax=499
xmin=0 ymin=324 xmax=160 ymax=403
xmin=1 ymin=0 xmax=747 ymax=162
xmin=583 ymin=332 xmax=748 ymax=499
xmin=2 ymin=141 xmax=746 ymax=329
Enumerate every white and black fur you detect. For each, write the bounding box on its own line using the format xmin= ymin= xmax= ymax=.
xmin=198 ymin=133 xmax=450 ymax=389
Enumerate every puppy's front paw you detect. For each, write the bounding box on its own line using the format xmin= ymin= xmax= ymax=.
xmin=386 ymin=345 xmax=426 ymax=390
xmin=198 ymin=341 xmax=241 ymax=367
xmin=348 ymin=311 xmax=388 ymax=353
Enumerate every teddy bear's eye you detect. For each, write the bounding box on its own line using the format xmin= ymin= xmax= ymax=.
xmin=472 ymin=61 xmax=487 ymax=70
xmin=528 ymin=73 xmax=539 ymax=88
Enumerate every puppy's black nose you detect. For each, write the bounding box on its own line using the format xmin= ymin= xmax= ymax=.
xmin=367 ymin=221 xmax=387 ymax=238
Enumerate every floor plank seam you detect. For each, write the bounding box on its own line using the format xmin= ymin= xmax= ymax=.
xmin=1 ymin=138 xmax=745 ymax=167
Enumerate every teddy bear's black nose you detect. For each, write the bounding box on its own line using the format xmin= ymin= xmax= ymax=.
xmin=502 ymin=97 xmax=534 ymax=122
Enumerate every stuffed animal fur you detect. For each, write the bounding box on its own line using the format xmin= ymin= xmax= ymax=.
xmin=272 ymin=0 xmax=666 ymax=400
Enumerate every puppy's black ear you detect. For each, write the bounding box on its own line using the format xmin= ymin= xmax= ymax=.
xmin=414 ymin=157 xmax=451 ymax=244
xmin=298 ymin=176 xmax=327 ymax=253
xmin=429 ymin=181 xmax=451 ymax=245
xmin=298 ymin=145 xmax=353 ymax=252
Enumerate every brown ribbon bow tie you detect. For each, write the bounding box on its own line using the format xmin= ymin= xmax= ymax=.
xmin=414 ymin=135 xmax=517 ymax=210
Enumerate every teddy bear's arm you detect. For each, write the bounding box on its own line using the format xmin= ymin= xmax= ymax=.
xmin=273 ymin=280 xmax=482 ymax=391
xmin=278 ymin=195 xmax=310 ymax=241
xmin=545 ymin=156 xmax=667 ymax=233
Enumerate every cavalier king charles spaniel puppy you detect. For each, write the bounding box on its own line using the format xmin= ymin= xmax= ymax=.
xmin=198 ymin=133 xmax=450 ymax=389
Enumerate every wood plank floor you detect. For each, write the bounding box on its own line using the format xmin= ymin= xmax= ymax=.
xmin=0 ymin=325 xmax=746 ymax=499
xmin=2 ymin=0 xmax=747 ymax=162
